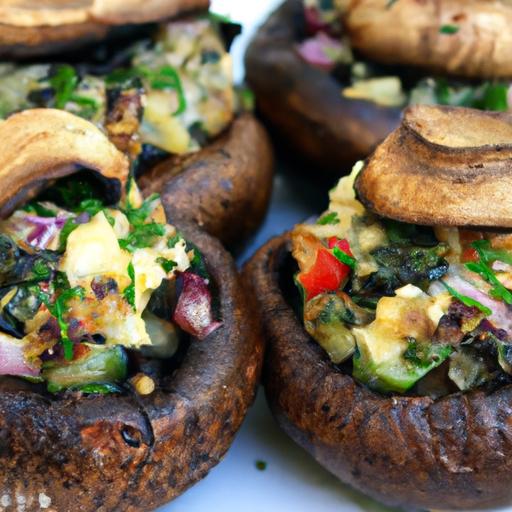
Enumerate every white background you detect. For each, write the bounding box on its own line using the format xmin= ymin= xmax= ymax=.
xmin=160 ymin=2 xmax=507 ymax=511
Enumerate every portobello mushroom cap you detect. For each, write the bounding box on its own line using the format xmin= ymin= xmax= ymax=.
xmin=0 ymin=108 xmax=129 ymax=218
xmin=244 ymin=233 xmax=512 ymax=510
xmin=0 ymin=0 xmax=210 ymax=58
xmin=138 ymin=113 xmax=274 ymax=247
xmin=343 ymin=0 xmax=512 ymax=79
xmin=356 ymin=104 xmax=512 ymax=228
xmin=244 ymin=0 xmax=401 ymax=172
xmin=0 ymin=112 xmax=263 ymax=511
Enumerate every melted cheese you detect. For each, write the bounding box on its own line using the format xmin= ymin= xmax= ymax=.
xmin=60 ymin=211 xmax=131 ymax=289
xmin=352 ymin=286 xmax=451 ymax=366
xmin=140 ymin=90 xmax=191 ymax=154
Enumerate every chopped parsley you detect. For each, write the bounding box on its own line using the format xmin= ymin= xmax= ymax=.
xmin=157 ymin=257 xmax=177 ymax=274
xmin=255 ymin=460 xmax=267 ymax=471
xmin=439 ymin=24 xmax=459 ymax=35
xmin=465 ymin=260 xmax=512 ymax=305
xmin=471 ymin=240 xmax=512 ymax=265
xmin=317 ymin=212 xmax=339 ymax=225
xmin=120 ymin=193 xmax=166 ymax=252
xmin=59 ymin=219 xmax=79 ymax=251
xmin=464 ymin=240 xmax=512 ymax=305
xmin=119 ymin=222 xmax=166 ymax=252
xmin=107 ymin=65 xmax=187 ymax=116
xmin=167 ymin=233 xmax=183 ymax=248
xmin=32 ymin=260 xmax=52 ymax=281
xmin=38 ymin=273 xmax=85 ymax=360
xmin=123 ymin=262 xmax=136 ymax=309
xmin=22 ymin=202 xmax=56 ymax=218
xmin=441 ymin=281 xmax=492 ymax=316
xmin=49 ymin=65 xmax=99 ymax=116
xmin=333 ymin=247 xmax=356 ymax=269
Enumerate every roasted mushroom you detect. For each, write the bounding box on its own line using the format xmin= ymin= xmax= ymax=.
xmin=0 ymin=110 xmax=262 ymax=511
xmin=0 ymin=0 xmax=209 ymax=58
xmin=0 ymin=2 xmax=274 ymax=246
xmin=343 ymin=0 xmax=512 ymax=79
xmin=245 ymin=0 xmax=512 ymax=172
xmin=244 ymin=106 xmax=512 ymax=510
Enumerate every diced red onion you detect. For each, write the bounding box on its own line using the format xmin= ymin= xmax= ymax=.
xmin=173 ymin=272 xmax=222 ymax=340
xmin=430 ymin=274 xmax=512 ymax=333
xmin=297 ymin=32 xmax=343 ymax=71
xmin=0 ymin=336 xmax=39 ymax=378
xmin=24 ymin=214 xmax=67 ymax=249
xmin=24 ymin=214 xmax=67 ymax=227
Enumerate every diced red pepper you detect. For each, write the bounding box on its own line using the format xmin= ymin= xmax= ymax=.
xmin=297 ymin=246 xmax=351 ymax=301
xmin=327 ymin=237 xmax=353 ymax=256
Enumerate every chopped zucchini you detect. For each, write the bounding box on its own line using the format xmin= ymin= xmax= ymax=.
xmin=43 ymin=345 xmax=128 ymax=393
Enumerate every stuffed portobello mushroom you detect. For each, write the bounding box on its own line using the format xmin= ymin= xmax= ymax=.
xmin=0 ymin=0 xmax=273 ymax=246
xmin=245 ymin=0 xmax=512 ymax=172
xmin=245 ymin=105 xmax=512 ymax=510
xmin=0 ymin=109 xmax=262 ymax=511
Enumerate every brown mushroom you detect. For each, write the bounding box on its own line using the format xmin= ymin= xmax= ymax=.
xmin=342 ymin=0 xmax=512 ymax=79
xmin=244 ymin=0 xmax=401 ymax=172
xmin=244 ymin=233 xmax=512 ymax=510
xmin=0 ymin=108 xmax=129 ymax=218
xmin=138 ymin=113 xmax=274 ymax=247
xmin=0 ymin=0 xmax=209 ymax=57
xmin=356 ymin=104 xmax=512 ymax=228
xmin=0 ymin=112 xmax=263 ymax=511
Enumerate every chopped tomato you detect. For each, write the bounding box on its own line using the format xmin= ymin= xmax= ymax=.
xmin=461 ymin=247 xmax=479 ymax=263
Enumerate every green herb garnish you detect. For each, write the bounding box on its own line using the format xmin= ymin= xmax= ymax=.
xmin=465 ymin=260 xmax=512 ymax=304
xmin=480 ymin=83 xmax=509 ymax=112
xmin=441 ymin=281 xmax=492 ymax=316
xmin=333 ymin=247 xmax=356 ymax=269
xmin=123 ymin=262 xmax=136 ymax=309
xmin=255 ymin=460 xmax=267 ymax=471
xmin=157 ymin=257 xmax=177 ymax=274
xmin=317 ymin=212 xmax=339 ymax=225
xmin=39 ymin=274 xmax=85 ymax=360
xmin=32 ymin=260 xmax=52 ymax=281
xmin=167 ymin=233 xmax=183 ymax=249
xmin=108 ymin=65 xmax=187 ymax=115
xmin=464 ymin=240 xmax=512 ymax=304
xmin=59 ymin=219 xmax=78 ymax=251
xmin=22 ymin=202 xmax=56 ymax=218
xmin=120 ymin=193 xmax=165 ymax=252
xmin=49 ymin=65 xmax=99 ymax=115
xmin=439 ymin=24 xmax=459 ymax=34
xmin=471 ymin=240 xmax=512 ymax=265
xmin=208 ymin=11 xmax=233 ymax=24
xmin=119 ymin=223 xmax=166 ymax=252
